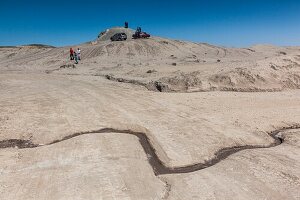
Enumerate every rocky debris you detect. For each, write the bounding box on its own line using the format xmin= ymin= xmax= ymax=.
xmin=104 ymin=74 xmax=172 ymax=92
xmin=146 ymin=69 xmax=157 ymax=74
xmin=245 ymin=48 xmax=256 ymax=52
xmin=156 ymin=72 xmax=203 ymax=92
xmin=170 ymin=55 xmax=177 ymax=59
xmin=153 ymin=81 xmax=169 ymax=92
xmin=209 ymin=68 xmax=265 ymax=88
xmin=160 ymin=41 xmax=169 ymax=45
xmin=279 ymin=51 xmax=287 ymax=55
xmin=270 ymin=64 xmax=278 ymax=70
xmin=60 ymin=64 xmax=76 ymax=69
xmin=104 ymin=74 xmax=147 ymax=88
xmin=7 ymin=53 xmax=17 ymax=58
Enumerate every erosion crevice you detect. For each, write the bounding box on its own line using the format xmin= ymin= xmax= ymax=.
xmin=0 ymin=126 xmax=299 ymax=176
xmin=101 ymin=74 xmax=285 ymax=93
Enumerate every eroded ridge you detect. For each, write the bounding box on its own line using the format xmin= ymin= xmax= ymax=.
xmin=1 ymin=126 xmax=299 ymax=176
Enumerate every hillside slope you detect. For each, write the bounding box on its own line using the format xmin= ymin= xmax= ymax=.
xmin=1 ymin=28 xmax=300 ymax=92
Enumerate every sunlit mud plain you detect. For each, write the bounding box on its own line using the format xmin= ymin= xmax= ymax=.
xmin=0 ymin=28 xmax=300 ymax=200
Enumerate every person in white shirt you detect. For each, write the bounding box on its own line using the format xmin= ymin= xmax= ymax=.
xmin=77 ymin=48 xmax=81 ymax=60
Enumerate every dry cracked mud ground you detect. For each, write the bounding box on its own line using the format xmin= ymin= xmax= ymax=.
xmin=0 ymin=28 xmax=300 ymax=199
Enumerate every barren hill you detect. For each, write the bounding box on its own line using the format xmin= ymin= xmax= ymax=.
xmin=1 ymin=28 xmax=300 ymax=92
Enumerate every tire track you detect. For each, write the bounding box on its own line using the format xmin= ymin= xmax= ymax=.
xmin=0 ymin=126 xmax=299 ymax=176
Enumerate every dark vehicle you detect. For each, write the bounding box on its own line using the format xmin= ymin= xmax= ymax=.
xmin=110 ymin=33 xmax=127 ymax=41
xmin=133 ymin=32 xmax=150 ymax=39
xmin=132 ymin=27 xmax=151 ymax=39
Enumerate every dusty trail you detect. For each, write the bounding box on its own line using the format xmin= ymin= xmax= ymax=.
xmin=1 ymin=126 xmax=299 ymax=176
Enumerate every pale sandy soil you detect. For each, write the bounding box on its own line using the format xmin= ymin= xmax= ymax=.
xmin=0 ymin=28 xmax=300 ymax=199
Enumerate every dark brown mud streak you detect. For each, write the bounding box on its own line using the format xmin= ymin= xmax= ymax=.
xmin=0 ymin=126 xmax=299 ymax=176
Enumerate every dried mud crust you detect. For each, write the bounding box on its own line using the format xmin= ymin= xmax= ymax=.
xmin=1 ymin=125 xmax=299 ymax=176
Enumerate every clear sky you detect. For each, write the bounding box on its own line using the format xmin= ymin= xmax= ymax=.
xmin=0 ymin=0 xmax=299 ymax=47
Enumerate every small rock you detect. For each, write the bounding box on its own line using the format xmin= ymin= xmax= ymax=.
xmin=270 ymin=65 xmax=278 ymax=70
xmin=60 ymin=64 xmax=76 ymax=69
xmin=279 ymin=51 xmax=287 ymax=55
xmin=146 ymin=69 xmax=157 ymax=74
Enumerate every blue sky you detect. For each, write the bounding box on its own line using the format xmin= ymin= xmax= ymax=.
xmin=0 ymin=0 xmax=299 ymax=47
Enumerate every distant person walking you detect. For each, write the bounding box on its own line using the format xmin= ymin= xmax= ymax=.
xmin=74 ymin=51 xmax=78 ymax=64
xmin=70 ymin=48 xmax=74 ymax=60
xmin=77 ymin=48 xmax=81 ymax=60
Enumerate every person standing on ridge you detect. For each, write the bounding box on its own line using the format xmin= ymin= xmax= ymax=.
xmin=70 ymin=48 xmax=74 ymax=60
xmin=77 ymin=48 xmax=81 ymax=60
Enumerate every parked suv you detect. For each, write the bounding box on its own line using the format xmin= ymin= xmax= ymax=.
xmin=110 ymin=33 xmax=127 ymax=41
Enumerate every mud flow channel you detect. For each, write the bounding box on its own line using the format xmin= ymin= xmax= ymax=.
xmin=0 ymin=126 xmax=299 ymax=175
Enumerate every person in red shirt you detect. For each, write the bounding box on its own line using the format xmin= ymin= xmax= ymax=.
xmin=70 ymin=48 xmax=74 ymax=60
